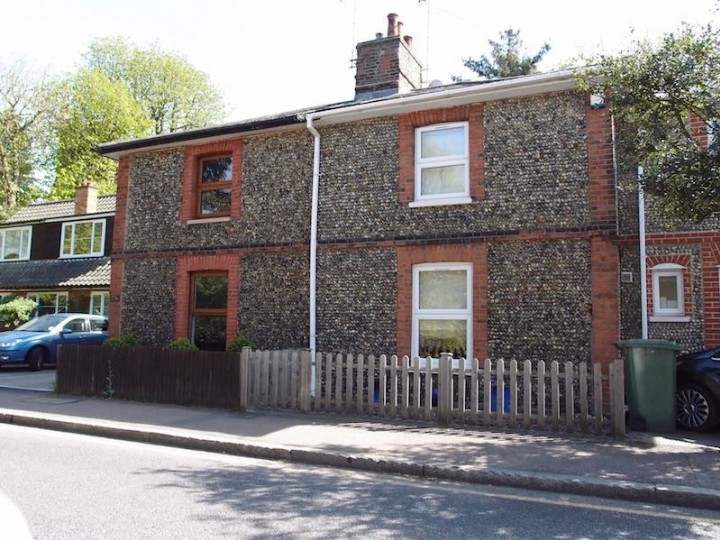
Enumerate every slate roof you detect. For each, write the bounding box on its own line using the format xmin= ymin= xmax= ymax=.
xmin=0 ymin=257 xmax=111 ymax=289
xmin=3 ymin=196 xmax=116 ymax=225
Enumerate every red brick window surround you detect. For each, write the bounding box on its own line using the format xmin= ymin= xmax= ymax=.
xmin=175 ymin=254 xmax=240 ymax=348
xmin=398 ymin=104 xmax=484 ymax=206
xmin=397 ymin=244 xmax=487 ymax=360
xmin=182 ymin=140 xmax=243 ymax=221
xmin=647 ymin=256 xmax=692 ymax=322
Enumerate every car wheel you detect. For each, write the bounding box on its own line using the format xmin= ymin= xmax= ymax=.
xmin=27 ymin=347 xmax=47 ymax=371
xmin=676 ymin=384 xmax=719 ymax=432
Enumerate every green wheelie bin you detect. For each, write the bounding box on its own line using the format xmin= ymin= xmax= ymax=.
xmin=615 ymin=339 xmax=683 ymax=432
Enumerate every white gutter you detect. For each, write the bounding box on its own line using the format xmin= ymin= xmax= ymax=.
xmin=306 ymin=114 xmax=321 ymax=361
xmin=303 ymin=70 xmax=580 ymax=127
xmin=638 ymin=166 xmax=648 ymax=339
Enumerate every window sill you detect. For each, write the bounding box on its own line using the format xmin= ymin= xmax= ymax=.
xmin=408 ymin=197 xmax=473 ymax=208
xmin=186 ymin=216 xmax=232 ymax=225
xmin=649 ymin=315 xmax=691 ymax=323
xmin=59 ymin=254 xmax=104 ymax=259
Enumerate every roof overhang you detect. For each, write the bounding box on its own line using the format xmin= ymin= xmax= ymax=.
xmin=97 ymin=70 xmax=582 ymax=159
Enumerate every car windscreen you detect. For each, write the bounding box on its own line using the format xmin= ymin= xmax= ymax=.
xmin=15 ymin=315 xmax=69 ymax=332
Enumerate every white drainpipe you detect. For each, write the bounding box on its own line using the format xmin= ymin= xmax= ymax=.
xmin=638 ymin=166 xmax=648 ymax=339
xmin=306 ymin=114 xmax=321 ymax=365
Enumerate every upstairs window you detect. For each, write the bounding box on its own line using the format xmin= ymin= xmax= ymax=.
xmin=651 ymin=263 xmax=685 ymax=318
xmin=197 ymin=156 xmax=232 ymax=217
xmin=412 ymin=263 xmax=472 ymax=360
xmin=0 ymin=227 xmax=31 ymax=261
xmin=61 ymin=220 xmax=105 ymax=258
xmin=414 ymin=122 xmax=469 ymax=204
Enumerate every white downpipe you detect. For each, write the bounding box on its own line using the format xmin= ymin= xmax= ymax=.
xmin=307 ymin=114 xmax=321 ymax=394
xmin=638 ymin=166 xmax=648 ymax=339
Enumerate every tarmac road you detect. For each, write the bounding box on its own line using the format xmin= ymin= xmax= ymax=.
xmin=0 ymin=366 xmax=55 ymax=392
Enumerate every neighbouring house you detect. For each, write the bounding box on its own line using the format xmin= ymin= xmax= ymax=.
xmin=96 ymin=14 xmax=718 ymax=369
xmin=0 ymin=183 xmax=114 ymax=318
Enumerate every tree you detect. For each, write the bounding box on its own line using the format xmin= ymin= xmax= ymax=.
xmin=579 ymin=23 xmax=720 ymax=222
xmin=49 ymin=69 xmax=152 ymax=199
xmin=48 ymin=37 xmax=227 ymax=198
xmin=462 ymin=28 xmax=550 ymax=79
xmin=82 ymin=37 xmax=226 ymax=135
xmin=0 ymin=59 xmax=61 ymax=218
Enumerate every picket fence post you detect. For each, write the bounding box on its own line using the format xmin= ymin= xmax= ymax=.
xmin=239 ymin=347 xmax=250 ymax=411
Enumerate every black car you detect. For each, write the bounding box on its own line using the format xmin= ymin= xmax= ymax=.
xmin=676 ymin=347 xmax=720 ymax=431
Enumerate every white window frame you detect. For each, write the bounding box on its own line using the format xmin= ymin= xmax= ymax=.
xmin=60 ymin=219 xmax=106 ymax=258
xmin=27 ymin=292 xmax=69 ymax=315
xmin=90 ymin=290 xmax=109 ymax=317
xmin=0 ymin=226 xmax=31 ymax=262
xmin=708 ymin=120 xmax=717 ymax=150
xmin=650 ymin=263 xmax=688 ymax=322
xmin=411 ymin=122 xmax=471 ymax=207
xmin=412 ymin=263 xmax=473 ymax=367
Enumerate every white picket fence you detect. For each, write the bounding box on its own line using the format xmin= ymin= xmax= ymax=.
xmin=239 ymin=350 xmax=626 ymax=437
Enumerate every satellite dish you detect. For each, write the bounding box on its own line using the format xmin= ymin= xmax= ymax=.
xmin=428 ymin=79 xmax=443 ymax=88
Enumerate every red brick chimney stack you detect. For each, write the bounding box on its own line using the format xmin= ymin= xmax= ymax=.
xmin=75 ymin=181 xmax=98 ymax=215
xmin=354 ymin=13 xmax=423 ymax=101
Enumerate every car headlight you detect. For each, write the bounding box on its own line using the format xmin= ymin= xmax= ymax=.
xmin=0 ymin=339 xmax=21 ymax=347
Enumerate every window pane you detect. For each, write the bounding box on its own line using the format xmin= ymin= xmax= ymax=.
xmin=201 ymin=157 xmax=232 ymax=184
xmin=419 ymin=270 xmax=468 ymax=309
xmin=91 ymin=292 xmax=109 ymax=317
xmin=659 ymin=275 xmax=679 ymax=309
xmin=92 ymin=222 xmax=103 ymax=253
xmin=194 ymin=276 xmax=228 ymax=309
xmin=200 ymin=189 xmax=231 ymax=215
xmin=420 ymin=165 xmax=466 ymax=196
xmin=420 ymin=126 xmax=466 ymax=158
xmin=63 ymin=224 xmax=72 ymax=254
xmin=418 ymin=319 xmax=467 ymax=358
xmin=3 ymin=230 xmax=22 ymax=259
xmin=73 ymin=223 xmax=93 ymax=255
xmin=57 ymin=294 xmax=68 ymax=313
xmin=192 ymin=316 xmax=227 ymax=351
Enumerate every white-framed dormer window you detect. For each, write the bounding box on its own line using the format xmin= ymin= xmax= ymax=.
xmin=411 ymin=122 xmax=470 ymax=207
xmin=0 ymin=227 xmax=31 ymax=261
xmin=412 ymin=263 xmax=472 ymax=362
xmin=60 ymin=220 xmax=105 ymax=258
xmin=90 ymin=290 xmax=109 ymax=317
xmin=650 ymin=263 xmax=687 ymax=321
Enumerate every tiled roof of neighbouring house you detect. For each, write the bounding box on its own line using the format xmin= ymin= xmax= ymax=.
xmin=0 ymin=257 xmax=111 ymax=289
xmin=3 ymin=195 xmax=116 ymax=225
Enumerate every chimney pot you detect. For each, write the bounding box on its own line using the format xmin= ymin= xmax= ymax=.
xmin=397 ymin=21 xmax=404 ymax=37
xmin=375 ymin=32 xmax=383 ymax=40
xmin=403 ymin=35 xmax=413 ymax=49
xmin=387 ymin=13 xmax=399 ymax=37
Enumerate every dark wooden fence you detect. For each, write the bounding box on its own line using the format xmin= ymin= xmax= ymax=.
xmin=56 ymin=345 xmax=242 ymax=409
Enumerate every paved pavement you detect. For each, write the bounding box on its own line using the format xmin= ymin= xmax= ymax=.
xmin=0 ymin=370 xmax=719 ymax=511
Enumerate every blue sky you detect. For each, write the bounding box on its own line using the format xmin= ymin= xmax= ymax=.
xmin=1 ymin=0 xmax=718 ymax=121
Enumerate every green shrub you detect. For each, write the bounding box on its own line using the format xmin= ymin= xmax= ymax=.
xmin=103 ymin=334 xmax=138 ymax=347
xmin=0 ymin=297 xmax=37 ymax=330
xmin=227 ymin=334 xmax=256 ymax=352
xmin=166 ymin=337 xmax=198 ymax=351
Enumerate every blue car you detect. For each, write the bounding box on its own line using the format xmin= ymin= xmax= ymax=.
xmin=0 ymin=313 xmax=108 ymax=371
